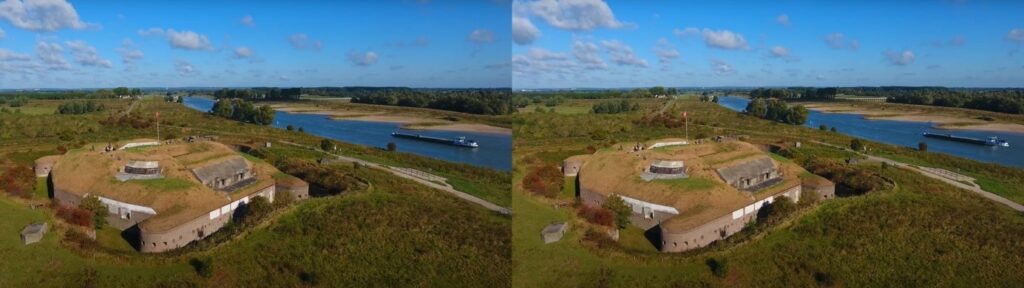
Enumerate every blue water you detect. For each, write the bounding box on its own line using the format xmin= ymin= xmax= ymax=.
xmin=183 ymin=97 xmax=511 ymax=171
xmin=717 ymin=96 xmax=1024 ymax=168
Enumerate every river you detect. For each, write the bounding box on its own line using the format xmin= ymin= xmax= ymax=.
xmin=183 ymin=97 xmax=511 ymax=171
xmin=716 ymin=96 xmax=1024 ymax=168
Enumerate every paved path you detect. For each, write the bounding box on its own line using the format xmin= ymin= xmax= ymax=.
xmin=809 ymin=140 xmax=1024 ymax=212
xmin=166 ymin=123 xmax=512 ymax=215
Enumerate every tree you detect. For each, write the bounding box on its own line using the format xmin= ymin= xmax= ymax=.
xmin=850 ymin=139 xmax=864 ymax=151
xmin=320 ymin=139 xmax=334 ymax=151
xmin=819 ymin=124 xmax=828 ymax=131
xmin=189 ymin=258 xmax=214 ymax=278
xmin=387 ymin=142 xmax=397 ymax=151
xmin=706 ymin=257 xmax=729 ymax=278
xmin=80 ymin=196 xmax=108 ymax=229
xmin=241 ymin=196 xmax=273 ymax=225
xmin=286 ymin=125 xmax=294 ymax=131
xmin=602 ymin=195 xmax=632 ymax=229
xmin=830 ymin=127 xmax=837 ymax=133
xmin=918 ymin=142 xmax=928 ymax=151
xmin=745 ymin=98 xmax=768 ymax=118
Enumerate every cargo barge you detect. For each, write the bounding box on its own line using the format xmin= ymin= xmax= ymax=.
xmin=391 ymin=131 xmax=479 ymax=148
xmin=922 ymin=132 xmax=1009 ymax=147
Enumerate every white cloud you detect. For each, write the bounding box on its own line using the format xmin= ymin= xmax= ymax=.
xmin=0 ymin=48 xmax=31 ymax=61
xmin=884 ymin=50 xmax=915 ymax=66
xmin=824 ymin=32 xmax=860 ymax=50
xmin=1008 ymin=28 xmax=1024 ymax=43
xmin=653 ymin=38 xmax=679 ymax=66
xmin=0 ymin=0 xmax=92 ymax=32
xmin=347 ymin=51 xmax=378 ymax=66
xmin=520 ymin=0 xmax=631 ymax=32
xmin=710 ymin=59 xmax=734 ymax=75
xmin=675 ymin=27 xmax=748 ymax=50
xmin=34 ymin=40 xmax=69 ymax=70
xmin=138 ymin=28 xmax=213 ymax=51
xmin=601 ymin=39 xmax=647 ymax=68
xmin=527 ymin=47 xmax=567 ymax=61
xmin=65 ymin=40 xmax=111 ymax=68
xmin=467 ymin=28 xmax=495 ymax=44
xmin=770 ymin=46 xmax=789 ymax=58
xmin=175 ymin=60 xmax=198 ymax=76
xmin=233 ymin=46 xmax=253 ymax=59
xmin=289 ymin=33 xmax=322 ymax=51
xmin=117 ymin=39 xmax=143 ymax=65
xmin=240 ymin=15 xmax=254 ymax=27
xmin=512 ymin=15 xmax=540 ymax=45
xmin=777 ymin=14 xmax=790 ymax=26
xmin=572 ymin=40 xmax=605 ymax=69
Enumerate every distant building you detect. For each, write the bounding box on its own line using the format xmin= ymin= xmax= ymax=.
xmin=20 ymin=222 xmax=48 ymax=245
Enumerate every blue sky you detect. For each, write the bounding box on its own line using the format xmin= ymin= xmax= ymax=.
xmin=0 ymin=0 xmax=511 ymax=89
xmin=512 ymin=0 xmax=1024 ymax=89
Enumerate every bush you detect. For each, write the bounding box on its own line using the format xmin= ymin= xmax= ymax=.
xmin=387 ymin=142 xmax=397 ymax=152
xmin=706 ymin=257 xmax=729 ymax=278
xmin=79 ymin=196 xmax=108 ymax=229
xmin=577 ymin=206 xmax=613 ymax=227
xmin=602 ymin=195 xmax=631 ymax=229
xmin=819 ymin=124 xmax=827 ymax=131
xmin=522 ymin=165 xmax=562 ymax=198
xmin=56 ymin=205 xmax=93 ymax=227
xmin=918 ymin=141 xmax=928 ymax=152
xmin=1 ymin=165 xmax=35 ymax=198
xmin=320 ymin=139 xmax=334 ymax=151
xmin=189 ymin=258 xmax=214 ymax=278
xmin=850 ymin=139 xmax=864 ymax=151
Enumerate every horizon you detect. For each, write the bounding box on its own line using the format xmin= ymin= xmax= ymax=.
xmin=512 ymin=0 xmax=1024 ymax=89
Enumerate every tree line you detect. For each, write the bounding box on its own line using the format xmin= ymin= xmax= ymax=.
xmin=748 ymin=87 xmax=838 ymax=100
xmin=211 ymin=99 xmax=276 ymax=125
xmin=840 ymin=87 xmax=1024 ymax=114
xmin=745 ymin=98 xmax=809 ymax=125
xmin=212 ymin=88 xmax=302 ymax=101
xmin=348 ymin=88 xmax=512 ymax=115
xmin=591 ymin=99 xmax=640 ymax=114
xmin=0 ymin=86 xmax=143 ymax=100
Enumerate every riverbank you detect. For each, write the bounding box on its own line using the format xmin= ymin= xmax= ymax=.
xmin=802 ymin=102 xmax=1024 ymax=134
xmin=270 ymin=102 xmax=512 ymax=135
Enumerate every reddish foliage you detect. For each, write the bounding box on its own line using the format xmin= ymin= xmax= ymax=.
xmin=577 ymin=205 xmax=613 ymax=227
xmin=1 ymin=165 xmax=35 ymax=198
xmin=522 ymin=165 xmax=562 ymax=198
xmin=56 ymin=205 xmax=93 ymax=227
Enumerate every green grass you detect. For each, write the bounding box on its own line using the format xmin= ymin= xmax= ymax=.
xmin=447 ymin=175 xmax=510 ymax=207
xmin=33 ymin=178 xmax=48 ymax=199
xmin=131 ymin=178 xmax=194 ymax=191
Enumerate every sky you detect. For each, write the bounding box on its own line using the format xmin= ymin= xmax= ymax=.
xmin=0 ymin=0 xmax=511 ymax=89
xmin=512 ymin=0 xmax=1024 ymax=89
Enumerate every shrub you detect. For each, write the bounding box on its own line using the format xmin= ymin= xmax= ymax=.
xmin=706 ymin=257 xmax=729 ymax=278
xmin=56 ymin=205 xmax=93 ymax=227
xmin=819 ymin=124 xmax=827 ymax=131
xmin=602 ymin=195 xmax=632 ymax=229
xmin=189 ymin=258 xmax=214 ymax=278
xmin=79 ymin=196 xmax=108 ymax=229
xmin=320 ymin=139 xmax=334 ymax=151
xmin=387 ymin=142 xmax=397 ymax=151
xmin=577 ymin=205 xmax=613 ymax=227
xmin=522 ymin=165 xmax=562 ymax=198
xmin=918 ymin=141 xmax=928 ymax=151
xmin=850 ymin=138 xmax=864 ymax=151
xmin=1 ymin=165 xmax=35 ymax=198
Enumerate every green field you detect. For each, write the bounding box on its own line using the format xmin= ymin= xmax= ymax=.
xmin=512 ymin=97 xmax=1024 ymax=287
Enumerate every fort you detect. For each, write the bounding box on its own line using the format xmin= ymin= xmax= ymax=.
xmin=37 ymin=139 xmax=308 ymax=253
xmin=567 ymin=139 xmax=834 ymax=253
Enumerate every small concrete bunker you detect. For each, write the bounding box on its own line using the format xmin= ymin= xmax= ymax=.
xmin=20 ymin=222 xmax=49 ymax=245
xmin=541 ymin=222 xmax=568 ymax=244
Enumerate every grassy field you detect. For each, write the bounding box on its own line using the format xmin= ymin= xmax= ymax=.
xmin=0 ymin=97 xmax=511 ymax=287
xmin=512 ymin=96 xmax=1024 ymax=287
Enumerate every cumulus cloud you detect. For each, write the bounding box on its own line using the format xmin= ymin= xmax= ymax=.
xmin=599 ymin=39 xmax=646 ymax=68
xmin=65 ymin=40 xmax=111 ymax=68
xmin=117 ymin=39 xmax=143 ymax=65
xmin=513 ymin=47 xmax=578 ymax=77
xmin=289 ymin=33 xmax=322 ymax=51
xmin=467 ymin=28 xmax=495 ymax=44
xmin=175 ymin=60 xmax=198 ymax=76
xmin=0 ymin=0 xmax=92 ymax=32
xmin=138 ymin=28 xmax=213 ymax=51
xmin=653 ymin=38 xmax=679 ymax=67
xmin=518 ymin=0 xmax=631 ymax=32
xmin=347 ymin=51 xmax=378 ymax=66
xmin=884 ymin=50 xmax=915 ymax=66
xmin=35 ymin=40 xmax=69 ymax=70
xmin=0 ymin=48 xmax=31 ymax=61
xmin=1008 ymin=28 xmax=1024 ymax=43
xmin=777 ymin=14 xmax=790 ymax=26
xmin=710 ymin=59 xmax=735 ymax=75
xmin=572 ymin=40 xmax=606 ymax=69
xmin=767 ymin=45 xmax=798 ymax=62
xmin=233 ymin=46 xmax=253 ymax=59
xmin=240 ymin=15 xmax=254 ymax=27
xmin=512 ymin=15 xmax=540 ymax=45
xmin=824 ymin=32 xmax=859 ymax=50
xmin=674 ymin=27 xmax=749 ymax=50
